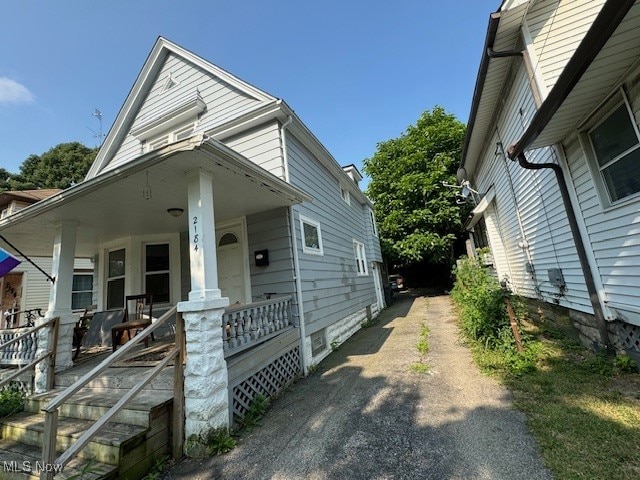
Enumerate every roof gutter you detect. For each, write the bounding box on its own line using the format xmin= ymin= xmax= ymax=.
xmin=459 ymin=11 xmax=501 ymax=176
xmin=505 ymin=0 xmax=637 ymax=351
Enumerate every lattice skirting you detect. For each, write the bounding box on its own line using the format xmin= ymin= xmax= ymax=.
xmin=231 ymin=346 xmax=301 ymax=421
xmin=617 ymin=322 xmax=640 ymax=353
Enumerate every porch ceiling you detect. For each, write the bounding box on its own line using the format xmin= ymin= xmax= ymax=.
xmin=0 ymin=135 xmax=311 ymax=257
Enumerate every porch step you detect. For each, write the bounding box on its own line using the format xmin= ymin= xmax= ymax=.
xmin=0 ymin=386 xmax=173 ymax=479
xmin=54 ymin=365 xmax=174 ymax=391
xmin=25 ymin=388 xmax=173 ymax=427
xmin=0 ymin=440 xmax=117 ymax=479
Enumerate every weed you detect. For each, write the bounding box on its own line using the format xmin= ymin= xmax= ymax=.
xmin=409 ymin=362 xmax=429 ymax=374
xmin=0 ymin=388 xmax=25 ymax=418
xmin=361 ymin=316 xmax=379 ymax=328
xmin=307 ymin=363 xmax=319 ymax=374
xmin=238 ymin=394 xmax=268 ymax=430
xmin=614 ymin=354 xmax=638 ymax=373
xmin=142 ymin=455 xmax=171 ymax=480
xmin=205 ymin=427 xmax=237 ymax=455
xmin=416 ymin=324 xmax=430 ymax=355
xmin=330 ymin=340 xmax=340 ymax=351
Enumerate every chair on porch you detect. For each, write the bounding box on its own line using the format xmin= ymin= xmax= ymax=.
xmin=111 ymin=294 xmax=155 ymax=352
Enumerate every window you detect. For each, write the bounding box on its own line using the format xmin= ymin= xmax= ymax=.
xmin=369 ymin=208 xmax=378 ymax=237
xmin=300 ymin=215 xmax=323 ymax=255
xmin=588 ymin=94 xmax=640 ymax=203
xmin=354 ymin=241 xmax=368 ymax=276
xmin=340 ymin=186 xmax=350 ymax=205
xmin=72 ymin=273 xmax=93 ymax=310
xmin=106 ymin=248 xmax=125 ymax=309
xmin=145 ymin=243 xmax=170 ymax=304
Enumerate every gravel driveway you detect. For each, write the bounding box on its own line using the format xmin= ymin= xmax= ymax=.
xmin=163 ymin=292 xmax=552 ymax=480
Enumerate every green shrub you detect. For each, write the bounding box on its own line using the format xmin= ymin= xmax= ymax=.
xmin=451 ymin=256 xmax=510 ymax=345
xmin=0 ymin=388 xmax=25 ymax=418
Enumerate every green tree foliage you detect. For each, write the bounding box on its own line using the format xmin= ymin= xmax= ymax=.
xmin=6 ymin=142 xmax=97 ymax=191
xmin=363 ymin=106 xmax=466 ymax=265
xmin=0 ymin=168 xmax=10 ymax=192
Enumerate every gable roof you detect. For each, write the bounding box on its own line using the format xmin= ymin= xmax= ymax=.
xmin=86 ymin=37 xmax=276 ymax=179
xmin=0 ymin=189 xmax=62 ymax=208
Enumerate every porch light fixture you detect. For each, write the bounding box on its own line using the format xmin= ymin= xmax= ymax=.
xmin=167 ymin=208 xmax=184 ymax=217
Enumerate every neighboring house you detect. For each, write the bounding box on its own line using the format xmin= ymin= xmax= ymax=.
xmin=0 ymin=189 xmax=94 ymax=327
xmin=459 ymin=0 xmax=640 ymax=361
xmin=0 ymin=37 xmax=384 ymax=436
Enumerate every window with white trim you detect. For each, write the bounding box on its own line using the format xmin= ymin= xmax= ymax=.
xmin=144 ymin=243 xmax=170 ymax=304
xmin=300 ymin=215 xmax=323 ymax=255
xmin=340 ymin=186 xmax=350 ymax=205
xmin=72 ymin=272 xmax=93 ymax=310
xmin=144 ymin=123 xmax=195 ymax=152
xmin=354 ymin=240 xmax=368 ymax=275
xmin=106 ymin=248 xmax=125 ymax=309
xmin=588 ymin=91 xmax=640 ymax=204
xmin=369 ymin=208 xmax=378 ymax=237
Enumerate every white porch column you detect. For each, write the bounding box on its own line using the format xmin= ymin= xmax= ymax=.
xmin=35 ymin=222 xmax=77 ymax=392
xmin=178 ymin=169 xmax=230 ymax=447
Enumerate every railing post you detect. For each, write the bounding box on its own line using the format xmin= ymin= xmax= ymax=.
xmin=173 ymin=312 xmax=185 ymax=459
xmin=47 ymin=318 xmax=59 ymax=391
xmin=41 ymin=409 xmax=58 ymax=480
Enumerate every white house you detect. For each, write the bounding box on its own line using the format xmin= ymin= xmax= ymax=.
xmin=0 ymin=37 xmax=385 ymax=442
xmin=459 ymin=0 xmax=640 ymax=362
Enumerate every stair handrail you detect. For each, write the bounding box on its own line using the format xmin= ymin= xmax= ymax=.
xmin=0 ymin=317 xmax=59 ymax=391
xmin=39 ymin=306 xmax=185 ymax=479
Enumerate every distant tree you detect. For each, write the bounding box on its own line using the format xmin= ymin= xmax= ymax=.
xmin=364 ymin=106 xmax=467 ymax=267
xmin=0 ymin=168 xmax=10 ymax=192
xmin=8 ymin=142 xmax=97 ymax=190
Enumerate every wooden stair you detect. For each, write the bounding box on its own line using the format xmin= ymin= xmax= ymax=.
xmin=0 ymin=384 xmax=173 ymax=479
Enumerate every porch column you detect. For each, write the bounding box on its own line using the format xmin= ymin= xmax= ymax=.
xmin=35 ymin=222 xmax=77 ymax=392
xmin=178 ymin=169 xmax=230 ymax=448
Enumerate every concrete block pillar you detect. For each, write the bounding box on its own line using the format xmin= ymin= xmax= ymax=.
xmin=179 ymin=168 xmax=230 ymax=443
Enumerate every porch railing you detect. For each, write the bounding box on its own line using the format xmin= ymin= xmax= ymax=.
xmin=0 ymin=318 xmax=59 ymax=391
xmin=40 ymin=307 xmax=184 ymax=480
xmin=222 ymin=295 xmax=293 ymax=357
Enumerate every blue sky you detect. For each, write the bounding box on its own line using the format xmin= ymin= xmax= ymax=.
xmin=0 ymin=1 xmax=493 ymax=182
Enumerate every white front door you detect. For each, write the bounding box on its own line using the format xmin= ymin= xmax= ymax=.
xmin=216 ymin=224 xmax=248 ymax=304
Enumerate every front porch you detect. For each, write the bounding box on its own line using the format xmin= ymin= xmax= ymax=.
xmin=0 ymin=136 xmax=310 ymax=478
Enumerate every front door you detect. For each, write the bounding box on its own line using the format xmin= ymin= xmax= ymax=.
xmin=216 ymin=224 xmax=247 ymax=304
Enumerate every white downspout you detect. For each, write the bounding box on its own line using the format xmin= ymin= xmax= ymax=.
xmin=280 ymin=115 xmax=309 ymax=373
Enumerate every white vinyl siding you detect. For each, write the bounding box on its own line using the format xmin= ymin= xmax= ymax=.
xmin=106 ymin=52 xmax=265 ymax=171
xmin=525 ymin=0 xmax=605 ymax=93
xmin=221 ymin=122 xmax=285 ymax=178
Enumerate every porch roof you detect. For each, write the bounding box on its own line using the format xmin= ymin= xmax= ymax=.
xmin=0 ymin=135 xmax=311 ymax=257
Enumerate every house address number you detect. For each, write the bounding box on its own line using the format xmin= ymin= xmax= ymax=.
xmin=192 ymin=216 xmax=199 ymax=252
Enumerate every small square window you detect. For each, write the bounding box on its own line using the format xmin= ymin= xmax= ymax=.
xmin=300 ymin=215 xmax=324 ymax=255
xmin=588 ymin=94 xmax=640 ymax=204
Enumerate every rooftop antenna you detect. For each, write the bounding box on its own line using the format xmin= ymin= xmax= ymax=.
xmin=88 ymin=108 xmax=106 ymax=146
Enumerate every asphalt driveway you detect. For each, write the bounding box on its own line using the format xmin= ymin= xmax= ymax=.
xmin=163 ymin=292 xmax=552 ymax=479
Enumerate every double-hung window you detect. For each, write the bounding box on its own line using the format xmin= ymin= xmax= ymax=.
xmin=106 ymin=248 xmax=126 ymax=309
xmin=588 ymin=92 xmax=640 ymax=204
xmin=71 ymin=272 xmax=93 ymax=310
xmin=145 ymin=243 xmax=170 ymax=303
xmin=354 ymin=241 xmax=368 ymax=276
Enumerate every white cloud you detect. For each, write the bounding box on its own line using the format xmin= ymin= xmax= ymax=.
xmin=0 ymin=77 xmax=35 ymax=104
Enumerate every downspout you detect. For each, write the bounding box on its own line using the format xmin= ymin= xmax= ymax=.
xmin=509 ymin=149 xmax=611 ymax=349
xmin=280 ymin=115 xmax=309 ymax=372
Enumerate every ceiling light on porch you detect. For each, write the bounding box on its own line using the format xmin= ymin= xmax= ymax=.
xmin=167 ymin=208 xmax=184 ymax=217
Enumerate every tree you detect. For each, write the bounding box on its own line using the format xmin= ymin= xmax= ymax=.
xmin=364 ymin=106 xmax=467 ymax=267
xmin=8 ymin=142 xmax=98 ymax=190
xmin=0 ymin=168 xmax=10 ymax=192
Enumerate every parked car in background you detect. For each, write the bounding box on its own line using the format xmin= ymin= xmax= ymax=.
xmin=388 ymin=274 xmax=405 ymax=292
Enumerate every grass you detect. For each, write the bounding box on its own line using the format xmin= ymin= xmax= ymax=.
xmin=410 ymin=323 xmax=431 ymax=374
xmin=469 ymin=322 xmax=640 ymax=480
